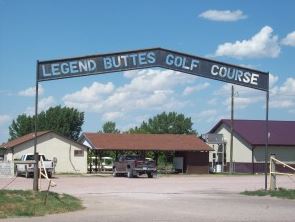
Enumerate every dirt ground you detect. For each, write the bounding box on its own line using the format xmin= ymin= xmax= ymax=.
xmin=1 ymin=174 xmax=295 ymax=222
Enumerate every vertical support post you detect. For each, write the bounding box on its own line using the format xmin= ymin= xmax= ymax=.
xmin=98 ymin=150 xmax=102 ymax=172
xmin=270 ymin=154 xmax=276 ymax=190
xmin=264 ymin=74 xmax=270 ymax=191
xmin=95 ymin=150 xmax=98 ymax=173
xmin=230 ymin=85 xmax=234 ymax=174
xmin=33 ymin=60 xmax=39 ymax=191
xmin=89 ymin=149 xmax=92 ymax=174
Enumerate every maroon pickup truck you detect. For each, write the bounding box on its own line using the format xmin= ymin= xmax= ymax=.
xmin=112 ymin=155 xmax=157 ymax=178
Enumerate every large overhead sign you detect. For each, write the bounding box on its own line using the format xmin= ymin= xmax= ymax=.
xmin=38 ymin=48 xmax=269 ymax=91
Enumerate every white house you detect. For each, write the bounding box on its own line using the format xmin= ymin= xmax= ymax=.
xmin=207 ymin=119 xmax=295 ymax=173
xmin=0 ymin=131 xmax=88 ymax=174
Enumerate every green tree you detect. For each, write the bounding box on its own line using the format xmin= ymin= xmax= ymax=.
xmin=8 ymin=114 xmax=34 ymax=140
xmin=128 ymin=112 xmax=197 ymax=167
xmin=129 ymin=112 xmax=197 ymax=135
xmin=101 ymin=121 xmax=120 ymax=133
xmin=8 ymin=106 xmax=84 ymax=141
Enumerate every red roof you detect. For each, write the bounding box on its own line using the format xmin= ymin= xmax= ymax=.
xmin=1 ymin=131 xmax=89 ymax=150
xmin=209 ymin=119 xmax=295 ymax=146
xmin=1 ymin=131 xmax=50 ymax=149
xmin=82 ymin=133 xmax=213 ymax=151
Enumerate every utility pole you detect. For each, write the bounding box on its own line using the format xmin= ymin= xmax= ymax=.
xmin=33 ymin=61 xmax=39 ymax=191
xmin=229 ymin=85 xmax=234 ymax=174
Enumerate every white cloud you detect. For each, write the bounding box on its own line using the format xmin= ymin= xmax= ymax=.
xmin=39 ymin=96 xmax=55 ymax=111
xmin=102 ymin=112 xmax=124 ymax=121
xmin=64 ymin=69 xmax=194 ymax=114
xmin=224 ymin=96 xmax=263 ymax=110
xmin=193 ymin=109 xmax=226 ymax=123
xmin=270 ymin=77 xmax=295 ymax=109
xmin=270 ymin=99 xmax=294 ymax=108
xmin=25 ymin=96 xmax=56 ymax=115
xmin=199 ymin=10 xmax=247 ymax=22
xmin=63 ymin=82 xmax=114 ymax=111
xmin=0 ymin=115 xmax=11 ymax=126
xmin=183 ymin=82 xmax=210 ymax=96
xmin=18 ymin=84 xmax=44 ymax=97
xmin=63 ymin=82 xmax=114 ymax=103
xmin=212 ymin=74 xmax=279 ymax=110
xmin=212 ymin=75 xmax=294 ymax=111
xmin=281 ymin=31 xmax=295 ymax=46
xmin=278 ymin=77 xmax=295 ymax=94
xmin=215 ymin=26 xmax=280 ymax=58
xmin=269 ymin=73 xmax=279 ymax=88
xmin=214 ymin=82 xmax=261 ymax=97
xmin=122 ymin=69 xmax=195 ymax=93
xmin=197 ymin=109 xmax=217 ymax=118
xmin=208 ymin=98 xmax=217 ymax=106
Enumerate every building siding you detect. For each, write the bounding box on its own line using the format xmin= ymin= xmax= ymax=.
xmin=254 ymin=146 xmax=295 ymax=163
xmin=4 ymin=132 xmax=87 ymax=174
xmin=210 ymin=123 xmax=295 ymax=173
xmin=210 ymin=124 xmax=253 ymax=163
xmin=175 ymin=151 xmax=209 ymax=174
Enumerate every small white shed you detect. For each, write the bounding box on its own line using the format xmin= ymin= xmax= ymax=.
xmin=1 ymin=131 xmax=88 ymax=174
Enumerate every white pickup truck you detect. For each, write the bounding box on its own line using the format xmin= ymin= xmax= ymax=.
xmin=15 ymin=154 xmax=54 ymax=178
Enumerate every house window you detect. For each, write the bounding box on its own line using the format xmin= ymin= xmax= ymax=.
xmin=74 ymin=150 xmax=84 ymax=157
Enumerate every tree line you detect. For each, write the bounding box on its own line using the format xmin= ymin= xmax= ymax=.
xmin=8 ymin=106 xmax=84 ymax=141
xmin=8 ymin=106 xmax=197 ymax=141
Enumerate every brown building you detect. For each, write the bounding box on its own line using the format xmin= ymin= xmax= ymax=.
xmin=79 ymin=133 xmax=213 ymax=174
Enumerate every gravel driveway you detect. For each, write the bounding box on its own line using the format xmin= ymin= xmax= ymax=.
xmin=1 ymin=174 xmax=295 ymax=222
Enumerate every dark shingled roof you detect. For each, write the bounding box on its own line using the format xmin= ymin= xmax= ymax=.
xmin=82 ymin=133 xmax=213 ymax=151
xmin=209 ymin=119 xmax=295 ymax=146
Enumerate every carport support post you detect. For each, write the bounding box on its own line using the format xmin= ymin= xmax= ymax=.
xmin=98 ymin=151 xmax=102 ymax=172
xmin=33 ymin=60 xmax=39 ymax=191
xmin=264 ymin=88 xmax=269 ymax=191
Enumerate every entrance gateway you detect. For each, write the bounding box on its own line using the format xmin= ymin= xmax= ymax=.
xmin=33 ymin=48 xmax=270 ymax=190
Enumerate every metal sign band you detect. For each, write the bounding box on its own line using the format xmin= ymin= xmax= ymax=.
xmin=37 ymin=48 xmax=269 ymax=91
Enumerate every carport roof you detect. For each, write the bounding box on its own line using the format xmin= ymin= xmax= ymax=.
xmin=81 ymin=133 xmax=213 ymax=151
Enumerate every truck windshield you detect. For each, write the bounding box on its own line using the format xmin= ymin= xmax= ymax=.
xmin=125 ymin=155 xmax=143 ymax=160
xmin=25 ymin=155 xmax=47 ymax=161
xmin=26 ymin=155 xmax=35 ymax=160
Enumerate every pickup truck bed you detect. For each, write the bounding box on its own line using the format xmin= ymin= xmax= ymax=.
xmin=15 ymin=154 xmax=54 ymax=178
xmin=113 ymin=155 xmax=157 ymax=178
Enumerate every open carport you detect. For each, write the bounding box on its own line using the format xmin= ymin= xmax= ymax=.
xmin=79 ymin=133 xmax=213 ymax=173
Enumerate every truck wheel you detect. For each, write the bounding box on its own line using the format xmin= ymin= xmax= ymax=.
xmin=112 ymin=168 xmax=117 ymax=177
xmin=48 ymin=172 xmax=52 ymax=178
xmin=147 ymin=172 xmax=153 ymax=178
xmin=127 ymin=169 xmax=133 ymax=178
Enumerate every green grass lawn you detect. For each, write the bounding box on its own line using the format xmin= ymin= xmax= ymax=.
xmin=0 ymin=190 xmax=84 ymax=218
xmin=241 ymin=188 xmax=295 ymax=199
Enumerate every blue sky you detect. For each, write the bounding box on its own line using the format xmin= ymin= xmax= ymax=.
xmin=1 ymin=0 xmax=295 ymax=143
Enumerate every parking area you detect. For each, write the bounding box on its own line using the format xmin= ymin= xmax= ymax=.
xmin=1 ymin=174 xmax=295 ymax=222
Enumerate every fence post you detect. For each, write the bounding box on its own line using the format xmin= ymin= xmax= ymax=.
xmin=270 ymin=154 xmax=276 ymax=190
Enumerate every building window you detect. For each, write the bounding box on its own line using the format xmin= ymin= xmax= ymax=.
xmin=74 ymin=150 xmax=84 ymax=157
